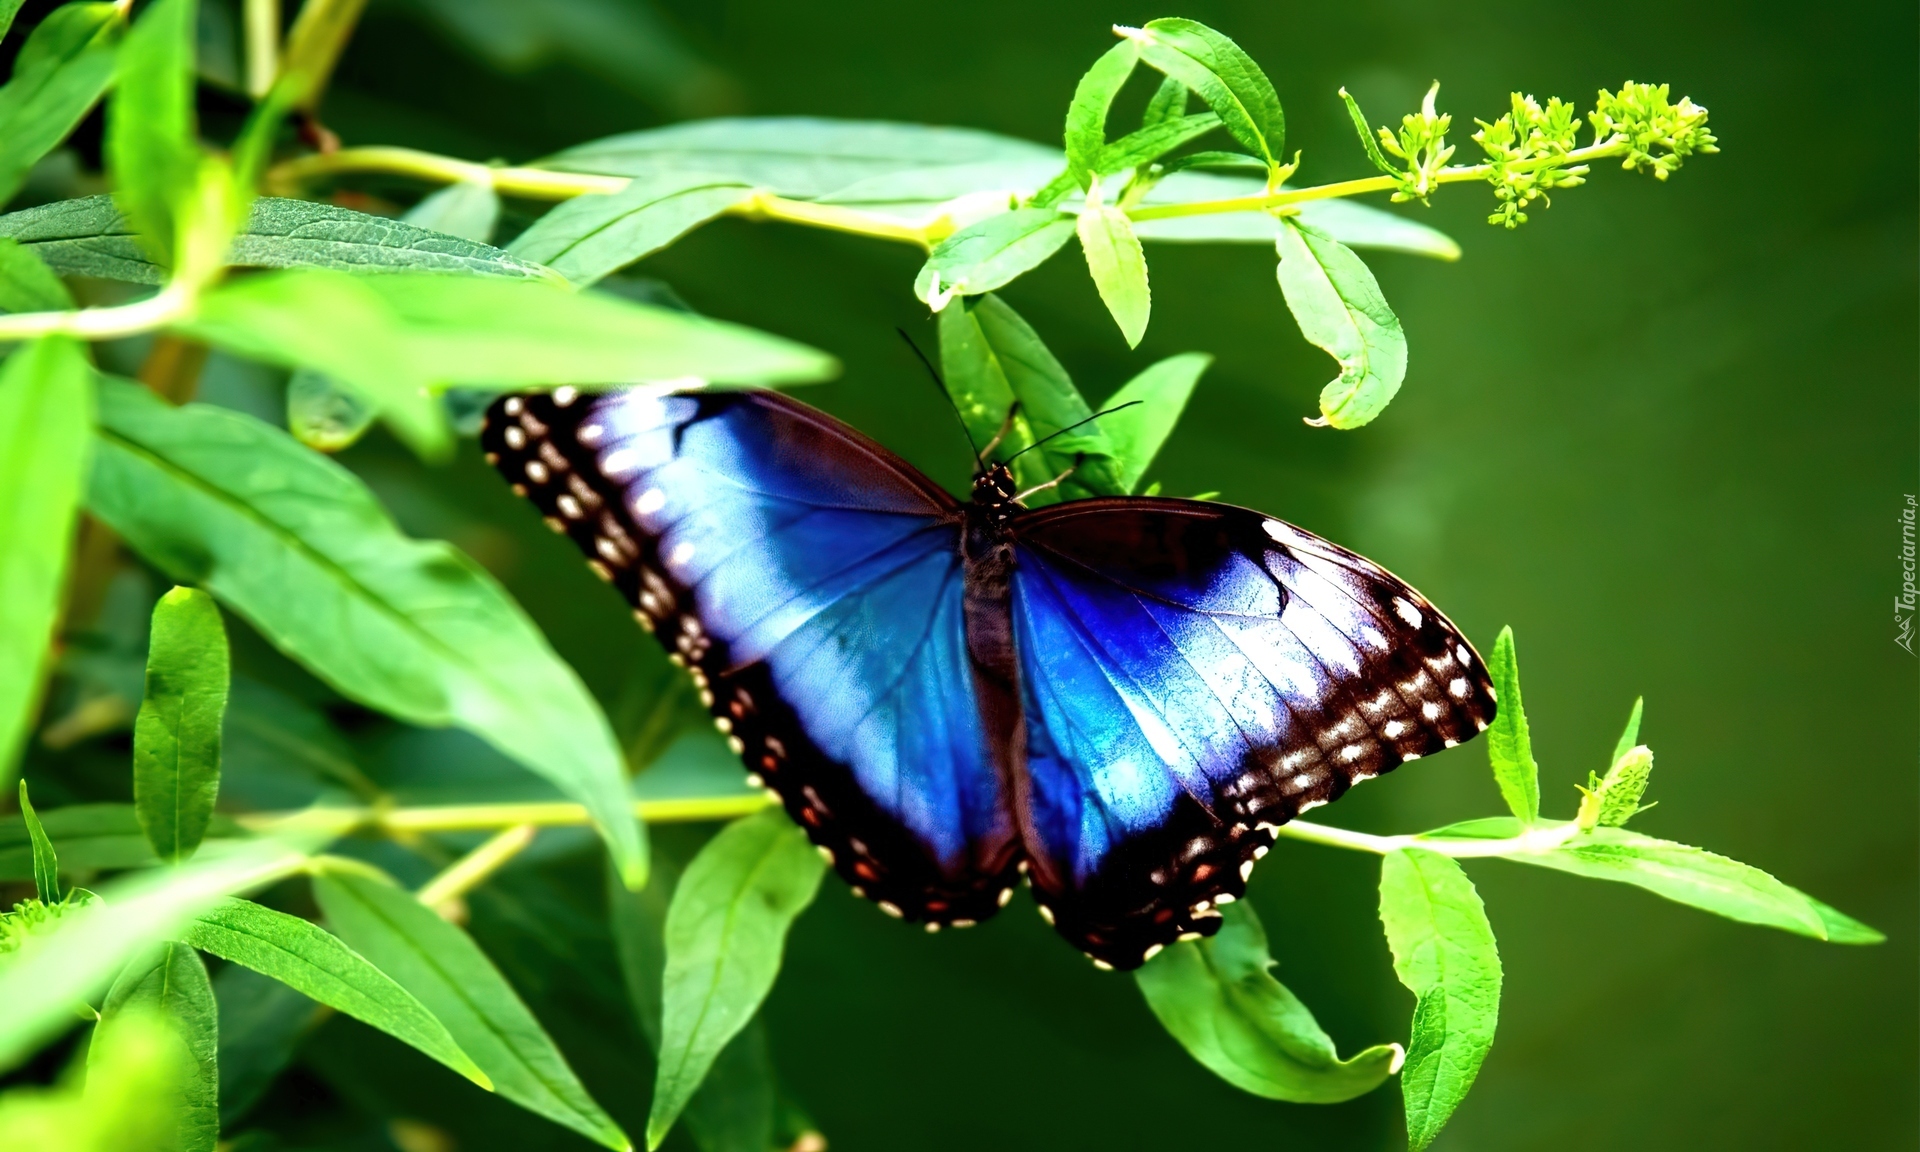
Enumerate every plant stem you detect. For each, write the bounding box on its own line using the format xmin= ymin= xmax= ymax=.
xmin=241 ymin=793 xmax=774 ymax=838
xmin=1274 ymin=817 xmax=1582 ymax=858
xmin=416 ymin=823 xmax=537 ymax=912
xmin=0 ymin=283 xmax=195 ymax=342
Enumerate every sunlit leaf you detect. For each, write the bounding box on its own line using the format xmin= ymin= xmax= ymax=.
xmin=1098 ymin=351 xmax=1211 ymax=493
xmin=313 ymin=868 xmax=628 ymax=1149
xmin=647 ymin=809 xmax=825 ymax=1150
xmin=1136 ymin=902 xmax=1400 ymax=1103
xmin=1122 ymin=19 xmax=1283 ymax=171
xmin=1379 ymin=848 xmax=1500 ymax=1152
xmin=915 ymin=208 xmax=1075 ymax=308
xmin=186 ymin=897 xmax=489 ymax=1087
xmin=1275 ymin=217 xmax=1407 ymax=428
xmin=1064 ymin=39 xmax=1138 ymax=188
xmin=0 ymin=336 xmax=91 ymax=782
xmin=1077 ymin=205 xmax=1150 ymax=347
xmin=104 ymin=0 xmax=197 ymax=262
xmin=16 ymin=782 xmax=57 ymax=901
xmin=0 ymin=1010 xmax=189 ymax=1150
xmin=86 ymin=379 xmax=648 ymax=887
xmin=1483 ymin=627 xmax=1539 ymax=824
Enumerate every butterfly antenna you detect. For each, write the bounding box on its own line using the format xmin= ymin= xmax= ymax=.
xmin=1004 ymin=401 xmax=1143 ymax=465
xmin=895 ymin=328 xmax=981 ymax=463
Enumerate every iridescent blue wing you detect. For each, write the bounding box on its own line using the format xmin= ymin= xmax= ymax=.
xmin=1008 ymin=498 xmax=1496 ymax=968
xmin=481 ymin=388 xmax=1023 ymax=927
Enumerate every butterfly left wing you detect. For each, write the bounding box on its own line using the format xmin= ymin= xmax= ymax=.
xmin=481 ymin=388 xmax=1024 ymax=929
xmin=1007 ymin=498 xmax=1496 ymax=969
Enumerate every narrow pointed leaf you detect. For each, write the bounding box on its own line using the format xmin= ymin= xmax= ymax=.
xmin=1064 ymin=39 xmax=1138 ymax=187
xmin=1609 ymin=697 xmax=1644 ymax=768
xmin=104 ymin=0 xmax=198 ymax=261
xmin=936 ymin=293 xmax=1125 ymax=504
xmin=86 ymin=379 xmax=648 ymax=887
xmin=1096 ymin=111 xmax=1221 ymax=175
xmin=1504 ymin=826 xmax=1883 ymax=944
xmin=1141 ymin=74 xmax=1189 ymax=130
xmin=0 ymin=4 xmax=120 ymax=207
xmin=17 ymin=781 xmax=58 ymax=901
xmin=1100 ymin=352 xmax=1211 ymax=492
xmin=132 ymin=587 xmax=228 ymax=863
xmin=1077 ymin=205 xmax=1150 ymax=346
xmin=508 ymin=172 xmax=756 ymax=286
xmin=0 ymin=336 xmax=91 ymax=781
xmin=1123 ymin=19 xmax=1284 ymax=170
xmin=98 ymin=941 xmax=218 ymax=1152
xmin=915 ymin=208 xmax=1075 ymax=308
xmin=185 ymin=896 xmax=489 ymax=1087
xmin=1483 ymin=627 xmax=1539 ymax=824
xmin=1275 ymin=217 xmax=1407 ymax=429
xmin=1137 ymin=901 xmax=1400 ymax=1103
xmin=647 ymin=809 xmax=826 ymax=1150
xmin=313 ymin=869 xmax=629 ymax=1150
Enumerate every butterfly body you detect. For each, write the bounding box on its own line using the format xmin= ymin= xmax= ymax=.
xmin=482 ymin=386 xmax=1496 ymax=969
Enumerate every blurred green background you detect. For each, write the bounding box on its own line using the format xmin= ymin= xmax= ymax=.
xmin=35 ymin=0 xmax=1920 ymax=1148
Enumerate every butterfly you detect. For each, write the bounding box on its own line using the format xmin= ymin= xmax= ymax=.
xmin=481 ymin=385 xmax=1496 ymax=970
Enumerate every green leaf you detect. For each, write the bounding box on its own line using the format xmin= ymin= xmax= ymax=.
xmin=98 ymin=941 xmax=218 ymax=1152
xmin=1096 ymin=112 xmax=1222 ymax=174
xmin=508 ymin=172 xmax=756 ymax=287
xmin=0 ymin=195 xmax=556 ymax=285
xmin=647 ymin=808 xmax=826 ymax=1150
xmin=0 ymin=4 xmax=120 ymax=208
xmin=1064 ymin=39 xmax=1138 ymax=188
xmin=0 ymin=0 xmax=24 ymax=42
xmin=17 ymin=781 xmax=58 ymax=902
xmin=1136 ymin=901 xmax=1400 ymax=1103
xmin=406 ymin=178 xmax=502 ymax=244
xmin=1609 ymin=696 xmax=1645 ymax=768
xmin=212 ymin=963 xmax=322 ymax=1126
xmin=0 ymin=1008 xmax=191 ymax=1150
xmin=609 ymin=858 xmax=781 ymax=1152
xmin=312 ymin=869 xmax=629 ymax=1150
xmin=915 ymin=208 xmax=1075 ymax=308
xmin=1379 ymin=849 xmax=1501 ymax=1152
xmin=1274 ymin=216 xmax=1407 ymax=429
xmin=1505 ymin=826 xmax=1884 ymax=944
xmin=285 ymin=366 xmax=377 ymax=454
xmin=542 ymin=117 xmax=1060 ymax=198
xmin=132 ymin=587 xmax=229 ymax=864
xmin=1077 ymin=205 xmax=1151 ymax=346
xmin=935 ymin=293 xmax=1125 ymax=505
xmin=0 ymin=237 xmax=73 ymax=312
xmin=86 ymin=378 xmax=649 ymax=887
xmin=0 ymin=834 xmax=309 ymax=1073
xmin=1592 ymin=745 xmax=1653 ymax=828
xmin=1483 ymin=627 xmax=1539 ymax=824
xmin=1122 ymin=19 xmax=1284 ymax=172
xmin=1141 ymin=74 xmax=1189 ymax=130
xmin=0 ymin=336 xmax=91 ymax=782
xmin=1099 ymin=351 xmax=1211 ymax=492
xmin=184 ymin=896 xmax=489 ymax=1088
xmin=0 ymin=803 xmax=242 ymax=882
xmin=1339 ymin=88 xmax=1399 ymax=177
xmin=104 ymin=0 xmax=198 ymax=262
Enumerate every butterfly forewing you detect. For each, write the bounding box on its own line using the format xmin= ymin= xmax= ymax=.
xmin=480 ymin=388 xmax=1025 ymax=929
xmin=1007 ymin=499 xmax=1496 ymax=968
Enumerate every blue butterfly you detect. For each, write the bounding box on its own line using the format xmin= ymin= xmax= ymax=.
xmin=483 ymin=386 xmax=1495 ymax=969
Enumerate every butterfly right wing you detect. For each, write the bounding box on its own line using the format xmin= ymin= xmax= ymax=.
xmin=481 ymin=388 xmax=1024 ymax=928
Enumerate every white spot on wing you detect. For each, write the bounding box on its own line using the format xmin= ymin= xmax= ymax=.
xmin=670 ymin=541 xmax=696 ymax=567
xmin=602 ymin=447 xmax=642 ymax=478
xmin=635 ymin=487 xmax=666 ymax=515
xmin=1393 ymin=597 xmax=1423 ymax=628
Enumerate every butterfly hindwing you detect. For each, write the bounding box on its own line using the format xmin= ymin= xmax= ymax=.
xmin=480 ymin=389 xmax=1023 ymax=928
xmin=1008 ymin=498 xmax=1497 ymax=968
